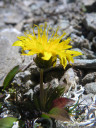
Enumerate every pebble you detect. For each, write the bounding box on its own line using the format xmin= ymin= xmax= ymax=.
xmin=85 ymin=82 xmax=96 ymax=94
xmin=83 ymin=13 xmax=96 ymax=32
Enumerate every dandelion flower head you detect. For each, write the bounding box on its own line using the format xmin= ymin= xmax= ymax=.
xmin=13 ymin=23 xmax=82 ymax=68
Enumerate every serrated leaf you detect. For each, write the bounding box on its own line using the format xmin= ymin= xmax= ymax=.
xmin=47 ymin=107 xmax=70 ymax=121
xmin=3 ymin=65 xmax=19 ymax=90
xmin=52 ymin=97 xmax=75 ymax=108
xmin=0 ymin=117 xmax=18 ymax=128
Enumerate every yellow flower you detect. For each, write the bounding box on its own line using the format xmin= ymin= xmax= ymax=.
xmin=13 ymin=23 xmax=82 ymax=68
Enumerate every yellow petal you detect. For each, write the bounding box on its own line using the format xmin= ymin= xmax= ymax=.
xmin=42 ymin=52 xmax=52 ymax=60
xmin=12 ymin=41 xmax=23 ymax=47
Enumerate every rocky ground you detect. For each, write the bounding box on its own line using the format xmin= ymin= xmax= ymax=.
xmin=0 ymin=0 xmax=96 ymax=127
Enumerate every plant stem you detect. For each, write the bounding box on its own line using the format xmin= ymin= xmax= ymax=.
xmin=40 ymin=68 xmax=44 ymax=110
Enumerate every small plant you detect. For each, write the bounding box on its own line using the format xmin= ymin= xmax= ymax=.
xmin=13 ymin=22 xmax=82 ymax=109
xmin=2 ymin=23 xmax=82 ymax=127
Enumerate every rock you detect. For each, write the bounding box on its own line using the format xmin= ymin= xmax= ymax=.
xmin=85 ymin=82 xmax=96 ymax=94
xmin=82 ymin=0 xmax=96 ymax=6
xmin=71 ymin=34 xmax=90 ymax=49
xmin=23 ymin=0 xmax=34 ymax=7
xmin=0 ymin=29 xmax=22 ymax=87
xmin=82 ymin=48 xmax=96 ymax=59
xmin=50 ymin=78 xmax=59 ymax=88
xmin=83 ymin=13 xmax=96 ymax=32
xmin=82 ymin=72 xmax=96 ymax=85
xmin=60 ymin=68 xmax=77 ymax=92
xmin=14 ymin=70 xmax=31 ymax=83
xmin=72 ymin=59 xmax=96 ymax=69
xmin=23 ymin=71 xmax=31 ymax=81
xmin=92 ymin=36 xmax=96 ymax=51
xmin=0 ymin=28 xmax=21 ymax=43
xmin=12 ymin=78 xmax=22 ymax=86
xmin=15 ymin=20 xmax=25 ymax=31
xmin=67 ymin=0 xmax=76 ymax=3
xmin=3 ymin=8 xmax=24 ymax=25
xmin=87 ymin=31 xmax=95 ymax=40
xmin=25 ymin=80 xmax=33 ymax=89
xmin=24 ymin=89 xmax=34 ymax=101
xmin=58 ymin=19 xmax=70 ymax=30
xmin=0 ymin=1 xmax=4 ymax=7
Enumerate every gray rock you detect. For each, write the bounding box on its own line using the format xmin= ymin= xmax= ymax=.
xmin=25 ymin=80 xmax=33 ymax=89
xmin=67 ymin=0 xmax=76 ymax=3
xmin=83 ymin=13 xmax=96 ymax=32
xmin=71 ymin=34 xmax=90 ymax=49
xmin=0 ymin=1 xmax=4 ymax=7
xmin=0 ymin=28 xmax=21 ymax=43
xmin=24 ymin=89 xmax=33 ymax=101
xmin=82 ymin=72 xmax=96 ymax=84
xmin=23 ymin=70 xmax=31 ymax=81
xmin=82 ymin=48 xmax=96 ymax=59
xmin=85 ymin=82 xmax=96 ymax=94
xmin=50 ymin=78 xmax=59 ymax=88
xmin=82 ymin=0 xmax=96 ymax=6
xmin=0 ymin=29 xmax=22 ymax=87
xmin=58 ymin=19 xmax=70 ymax=30
xmin=60 ymin=68 xmax=77 ymax=92
xmin=72 ymin=59 xmax=96 ymax=69
xmin=12 ymin=78 xmax=22 ymax=86
xmin=92 ymin=36 xmax=96 ymax=51
xmin=3 ymin=9 xmax=24 ymax=24
xmin=14 ymin=70 xmax=31 ymax=83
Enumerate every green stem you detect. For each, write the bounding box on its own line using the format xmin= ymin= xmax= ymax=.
xmin=40 ymin=68 xmax=44 ymax=110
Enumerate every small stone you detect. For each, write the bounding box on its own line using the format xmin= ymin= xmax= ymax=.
xmin=82 ymin=0 xmax=96 ymax=7
xmin=24 ymin=89 xmax=33 ymax=101
xmin=58 ymin=19 xmax=70 ymax=30
xmin=83 ymin=13 xmax=96 ymax=32
xmin=50 ymin=78 xmax=59 ymax=88
xmin=72 ymin=59 xmax=96 ymax=69
xmin=82 ymin=48 xmax=96 ymax=59
xmin=25 ymin=80 xmax=33 ymax=89
xmin=82 ymin=72 xmax=96 ymax=84
xmin=85 ymin=82 xmax=96 ymax=94
xmin=21 ymin=71 xmax=31 ymax=82
xmin=60 ymin=68 xmax=77 ymax=92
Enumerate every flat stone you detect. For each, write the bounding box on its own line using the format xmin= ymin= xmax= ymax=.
xmin=0 ymin=28 xmax=22 ymax=87
xmin=72 ymin=59 xmax=96 ymax=69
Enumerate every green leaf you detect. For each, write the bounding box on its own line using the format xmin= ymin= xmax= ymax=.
xmin=48 ymin=107 xmax=70 ymax=121
xmin=3 ymin=65 xmax=19 ymax=90
xmin=0 ymin=117 xmax=18 ymax=128
xmin=41 ymin=113 xmax=50 ymax=119
xmin=0 ymin=102 xmax=2 ymax=109
xmin=49 ymin=107 xmax=60 ymax=115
